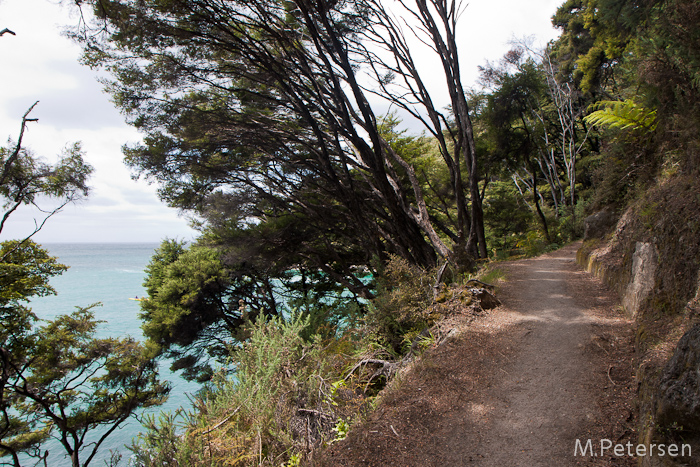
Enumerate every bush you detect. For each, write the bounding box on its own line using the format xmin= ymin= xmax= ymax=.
xmin=129 ymin=314 xmax=346 ymax=466
xmin=365 ymin=256 xmax=435 ymax=355
xmin=483 ymin=181 xmax=532 ymax=257
xmin=129 ymin=256 xmax=455 ymax=466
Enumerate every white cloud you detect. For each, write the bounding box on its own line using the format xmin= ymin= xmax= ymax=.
xmin=0 ymin=0 xmax=198 ymax=243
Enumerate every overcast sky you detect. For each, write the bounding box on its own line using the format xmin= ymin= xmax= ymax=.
xmin=0 ymin=0 xmax=562 ymax=244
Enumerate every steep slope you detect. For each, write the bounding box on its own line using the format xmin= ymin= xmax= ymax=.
xmin=580 ymin=174 xmax=700 ymax=467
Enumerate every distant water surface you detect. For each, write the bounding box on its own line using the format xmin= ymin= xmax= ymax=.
xmin=26 ymin=243 xmax=200 ymax=466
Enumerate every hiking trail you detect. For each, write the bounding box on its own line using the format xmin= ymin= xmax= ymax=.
xmin=321 ymin=242 xmax=637 ymax=466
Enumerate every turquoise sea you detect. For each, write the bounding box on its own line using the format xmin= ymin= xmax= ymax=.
xmin=26 ymin=243 xmax=201 ymax=466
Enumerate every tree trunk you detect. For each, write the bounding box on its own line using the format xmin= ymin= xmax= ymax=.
xmin=530 ymin=161 xmax=551 ymax=243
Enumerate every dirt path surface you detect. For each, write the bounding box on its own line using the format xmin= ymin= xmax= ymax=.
xmin=320 ymin=243 xmax=637 ymax=466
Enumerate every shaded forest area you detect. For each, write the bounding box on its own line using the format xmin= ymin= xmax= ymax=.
xmin=2 ymin=0 xmax=700 ymax=465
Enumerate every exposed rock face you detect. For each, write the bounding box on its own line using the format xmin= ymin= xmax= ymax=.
xmin=656 ymin=324 xmax=700 ymax=430
xmin=623 ymin=242 xmax=658 ymax=316
xmin=583 ymin=210 xmax=616 ymax=240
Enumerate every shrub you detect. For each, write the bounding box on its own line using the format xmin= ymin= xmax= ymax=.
xmin=129 ymin=314 xmax=344 ymax=466
xmin=365 ymin=256 xmax=435 ymax=355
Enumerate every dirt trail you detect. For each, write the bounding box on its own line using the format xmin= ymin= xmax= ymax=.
xmin=320 ymin=243 xmax=637 ymax=466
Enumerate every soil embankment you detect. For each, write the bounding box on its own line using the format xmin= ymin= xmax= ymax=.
xmin=320 ymin=242 xmax=637 ymax=466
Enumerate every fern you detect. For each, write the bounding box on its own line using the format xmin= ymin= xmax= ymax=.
xmin=584 ymin=99 xmax=657 ymax=132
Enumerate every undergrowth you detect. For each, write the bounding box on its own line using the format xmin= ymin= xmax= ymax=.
xmin=129 ymin=314 xmax=358 ymax=466
xmin=364 ymin=256 xmax=436 ymax=355
xmin=128 ymin=256 xmax=447 ymax=466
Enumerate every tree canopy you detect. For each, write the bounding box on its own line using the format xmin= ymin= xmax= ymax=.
xmin=72 ymin=0 xmax=494 ymax=268
xmin=0 ymin=104 xmax=92 ymax=241
xmin=64 ymin=0 xmax=502 ymax=379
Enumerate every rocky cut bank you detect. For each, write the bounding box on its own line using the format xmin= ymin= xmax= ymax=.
xmin=578 ymin=173 xmax=700 ymax=467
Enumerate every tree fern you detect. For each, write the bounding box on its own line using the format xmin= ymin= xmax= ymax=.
xmin=584 ymin=99 xmax=657 ymax=132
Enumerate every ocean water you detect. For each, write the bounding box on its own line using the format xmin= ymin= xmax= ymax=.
xmin=24 ymin=243 xmax=201 ymax=466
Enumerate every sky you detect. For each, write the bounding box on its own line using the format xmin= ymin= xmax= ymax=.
xmin=0 ymin=0 xmax=562 ymax=243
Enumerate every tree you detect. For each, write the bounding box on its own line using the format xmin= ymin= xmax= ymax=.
xmin=70 ymin=0 xmax=492 ymax=267
xmin=479 ymin=54 xmax=553 ymax=242
xmin=140 ymin=240 xmax=238 ymax=382
xmin=0 ymin=240 xmax=63 ymax=466
xmin=137 ymin=115 xmax=478 ymax=382
xmin=72 ymin=0 xmax=442 ymax=270
xmin=480 ymin=42 xmax=597 ymax=231
xmin=1 ymin=103 xmax=92 ymax=242
xmin=4 ymin=300 xmax=169 ymax=467
xmin=537 ymin=46 xmax=592 ymax=218
xmin=357 ymin=0 xmax=489 ymax=261
xmin=0 ymin=241 xmax=169 ymax=467
xmin=550 ymin=0 xmax=650 ymax=95
xmin=549 ymin=0 xmax=700 ymax=195
xmin=1 ymin=106 xmax=169 ymax=466
xmin=67 ymin=0 xmax=495 ymax=380
xmin=140 ymin=232 xmax=365 ymax=381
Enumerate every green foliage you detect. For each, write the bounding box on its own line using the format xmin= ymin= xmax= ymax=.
xmin=0 ymin=240 xmax=67 ymax=463
xmin=0 ymin=241 xmax=168 ymax=467
xmin=0 ymin=74 xmax=163 ymax=467
xmin=232 ymin=314 xmax=322 ymax=420
xmin=0 ymin=239 xmax=67 ymax=305
xmin=54 ymin=1 xmax=700 ymax=465
xmin=635 ymin=0 xmax=700 ymax=119
xmin=477 ymin=267 xmax=506 ymax=286
xmin=127 ymin=411 xmax=184 ymax=467
xmin=129 ymin=314 xmax=344 ymax=466
xmin=0 ymin=141 xmax=92 ymax=237
xmin=584 ymin=100 xmax=657 ymax=132
xmin=482 ymin=182 xmax=532 ymax=258
xmin=549 ymin=0 xmax=700 ymax=207
xmin=552 ymin=0 xmax=700 ymax=141
xmin=140 ymin=238 xmax=366 ymax=382
xmin=365 ymin=256 xmax=434 ymax=355
xmin=478 ymin=46 xmax=594 ymax=245
xmin=401 ymin=329 xmax=435 ymax=354
xmin=332 ymin=419 xmax=350 ymax=442
xmin=283 ymin=453 xmax=302 ymax=467
xmin=142 ymin=239 xmax=186 ymax=299
xmin=140 ymin=239 xmax=244 ymax=382
xmin=551 ymin=0 xmax=656 ymax=93
xmin=515 ymin=229 xmax=550 ymax=257
xmin=0 ymin=103 xmax=140 ymax=467
xmin=73 ymin=0 xmax=445 ymax=280
xmin=16 ymin=308 xmax=169 ymax=461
